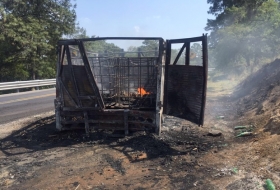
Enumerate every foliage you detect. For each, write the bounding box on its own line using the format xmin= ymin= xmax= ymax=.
xmin=86 ymin=40 xmax=122 ymax=56
xmin=170 ymin=43 xmax=203 ymax=66
xmin=65 ymin=27 xmax=123 ymax=57
xmin=0 ymin=0 xmax=76 ymax=82
xmin=190 ymin=43 xmax=203 ymax=66
xmin=206 ymin=0 xmax=280 ymax=74
xmin=139 ymin=40 xmax=159 ymax=57
xmin=124 ymin=46 xmax=138 ymax=57
xmin=66 ymin=25 xmax=88 ymax=39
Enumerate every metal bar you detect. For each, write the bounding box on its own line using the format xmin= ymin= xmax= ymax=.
xmin=57 ymin=45 xmax=64 ymax=80
xmin=77 ymin=40 xmax=105 ymax=109
xmin=173 ymin=43 xmax=187 ymax=65
xmin=167 ymin=36 xmax=205 ymax=44
xmin=155 ymin=39 xmax=165 ymax=135
xmin=0 ymin=79 xmax=56 ymax=86
xmin=83 ymin=111 xmax=90 ymax=134
xmin=137 ymin=59 xmax=140 ymax=95
xmin=58 ymin=37 xmax=164 ymax=44
xmin=108 ymin=59 xmax=113 ymax=96
xmin=200 ymin=34 xmax=208 ymax=126
xmin=117 ymin=58 xmax=120 ymax=103
xmin=140 ymin=58 xmax=142 ymax=97
xmin=163 ymin=40 xmax=171 ymax=113
xmin=56 ymin=45 xmax=63 ymax=99
xmin=121 ymin=58 xmax=123 ymax=96
xmin=62 ymin=120 xmax=124 ymax=124
xmin=113 ymin=59 xmax=117 ymax=99
xmin=124 ymin=109 xmax=129 ymax=135
xmin=185 ymin=42 xmax=190 ymax=66
xmin=62 ymin=107 xmax=101 ymax=111
xmin=119 ymin=58 xmax=122 ymax=98
xmin=147 ymin=59 xmax=150 ymax=90
xmin=65 ymin=45 xmax=82 ymax=107
xmin=127 ymin=58 xmax=131 ymax=108
xmin=0 ymin=79 xmax=56 ymax=91
xmin=98 ymin=57 xmax=104 ymax=95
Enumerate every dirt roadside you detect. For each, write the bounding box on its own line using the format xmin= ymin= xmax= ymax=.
xmin=0 ymin=61 xmax=280 ymax=190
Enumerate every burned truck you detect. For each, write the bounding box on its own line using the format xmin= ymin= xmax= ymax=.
xmin=54 ymin=35 xmax=208 ymax=135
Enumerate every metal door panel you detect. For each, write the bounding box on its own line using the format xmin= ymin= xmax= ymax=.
xmin=163 ymin=35 xmax=208 ymax=125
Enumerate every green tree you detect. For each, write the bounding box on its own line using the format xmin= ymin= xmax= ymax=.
xmin=206 ymin=0 xmax=280 ymax=74
xmin=139 ymin=40 xmax=159 ymax=57
xmin=0 ymin=0 xmax=76 ymax=82
xmin=67 ymin=25 xmax=88 ymax=39
xmin=84 ymin=40 xmax=122 ymax=56
xmin=190 ymin=43 xmax=203 ymax=66
xmin=125 ymin=46 xmax=138 ymax=57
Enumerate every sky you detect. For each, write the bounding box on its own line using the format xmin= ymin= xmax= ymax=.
xmin=73 ymin=0 xmax=214 ymax=49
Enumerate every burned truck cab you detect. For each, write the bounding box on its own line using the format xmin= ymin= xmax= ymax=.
xmin=54 ymin=35 xmax=208 ymax=135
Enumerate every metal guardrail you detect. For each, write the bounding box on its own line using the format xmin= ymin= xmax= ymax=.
xmin=0 ymin=79 xmax=56 ymax=91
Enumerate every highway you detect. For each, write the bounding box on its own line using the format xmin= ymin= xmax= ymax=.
xmin=0 ymin=88 xmax=55 ymax=125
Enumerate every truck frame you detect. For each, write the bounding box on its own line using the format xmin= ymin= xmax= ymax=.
xmin=54 ymin=35 xmax=208 ymax=135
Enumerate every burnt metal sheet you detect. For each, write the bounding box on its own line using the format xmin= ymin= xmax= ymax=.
xmin=163 ymin=35 xmax=208 ymax=126
xmin=164 ymin=66 xmax=204 ymax=124
xmin=60 ymin=65 xmax=99 ymax=108
xmin=59 ymin=44 xmax=104 ymax=109
xmin=61 ymin=65 xmax=79 ymax=107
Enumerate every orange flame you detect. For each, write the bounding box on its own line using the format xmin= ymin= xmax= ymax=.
xmin=138 ymin=87 xmax=150 ymax=96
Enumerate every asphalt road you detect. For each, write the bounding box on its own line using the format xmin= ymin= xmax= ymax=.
xmin=0 ymin=88 xmax=55 ymax=125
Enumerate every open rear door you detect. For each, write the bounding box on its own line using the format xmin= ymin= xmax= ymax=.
xmin=163 ymin=35 xmax=208 ymax=125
